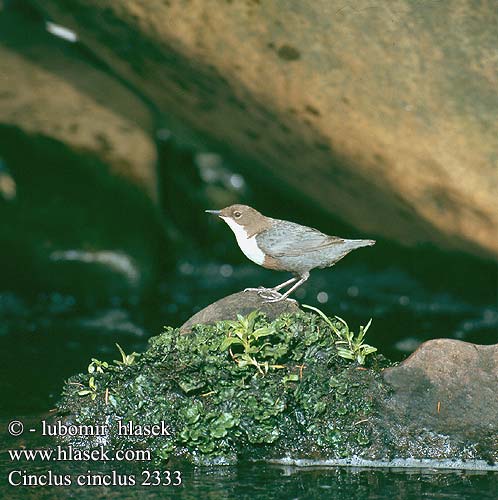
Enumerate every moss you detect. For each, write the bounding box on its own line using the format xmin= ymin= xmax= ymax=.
xmin=57 ymin=310 xmax=392 ymax=465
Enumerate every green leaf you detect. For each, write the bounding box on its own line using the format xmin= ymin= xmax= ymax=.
xmin=220 ymin=336 xmax=240 ymax=351
xmin=334 ymin=315 xmax=349 ymax=329
xmin=362 ymin=345 xmax=377 ymax=355
xmin=252 ymin=327 xmax=274 ymax=339
xmin=283 ymin=373 xmax=299 ymax=384
xmin=234 ymin=330 xmax=245 ymax=341
xmin=337 ymin=349 xmax=355 ymax=360
xmin=302 ymin=304 xmax=335 ymax=330
xmin=178 ymin=379 xmax=205 ymax=393
xmin=115 ymin=343 xmax=127 ymax=363
xmin=363 ymin=318 xmax=373 ymax=334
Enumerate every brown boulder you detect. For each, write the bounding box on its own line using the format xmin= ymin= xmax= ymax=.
xmin=382 ymin=339 xmax=498 ymax=451
xmin=180 ymin=290 xmax=299 ymax=333
xmin=38 ymin=0 xmax=498 ymax=260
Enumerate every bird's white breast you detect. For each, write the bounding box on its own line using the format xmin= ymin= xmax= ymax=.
xmin=221 ymin=217 xmax=265 ymax=265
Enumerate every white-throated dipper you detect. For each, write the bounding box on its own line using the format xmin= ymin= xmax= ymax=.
xmin=206 ymin=205 xmax=375 ymax=302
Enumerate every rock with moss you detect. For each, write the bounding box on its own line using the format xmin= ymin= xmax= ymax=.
xmin=180 ymin=290 xmax=300 ymax=333
xmin=57 ymin=308 xmax=391 ymax=465
xmin=56 ymin=303 xmax=498 ymax=467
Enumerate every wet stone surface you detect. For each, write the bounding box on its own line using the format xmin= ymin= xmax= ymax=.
xmin=180 ymin=290 xmax=300 ymax=333
xmin=381 ymin=339 xmax=498 ymax=460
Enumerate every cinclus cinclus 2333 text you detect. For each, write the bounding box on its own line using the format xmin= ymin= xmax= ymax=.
xmin=206 ymin=204 xmax=375 ymax=302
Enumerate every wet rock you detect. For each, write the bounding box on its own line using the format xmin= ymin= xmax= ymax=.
xmin=0 ymin=8 xmax=157 ymax=200
xmin=180 ymin=290 xmax=299 ymax=333
xmin=382 ymin=339 xmax=498 ymax=444
xmin=38 ymin=0 xmax=498 ymax=261
xmin=55 ymin=305 xmax=498 ymax=467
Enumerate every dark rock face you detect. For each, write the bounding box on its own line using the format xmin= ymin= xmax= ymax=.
xmin=0 ymin=126 xmax=164 ymax=301
xmin=180 ymin=290 xmax=300 ymax=333
xmin=382 ymin=339 xmax=498 ymax=442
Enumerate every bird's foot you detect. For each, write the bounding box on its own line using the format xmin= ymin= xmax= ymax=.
xmin=243 ymin=286 xmax=269 ymax=293
xmin=263 ymin=295 xmax=297 ymax=304
xmin=244 ymin=287 xmax=284 ymax=300
xmin=259 ymin=290 xmax=283 ymax=300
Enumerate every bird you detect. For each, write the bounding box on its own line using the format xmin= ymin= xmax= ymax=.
xmin=205 ymin=204 xmax=375 ymax=302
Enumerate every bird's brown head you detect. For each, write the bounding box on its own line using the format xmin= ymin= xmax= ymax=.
xmin=205 ymin=204 xmax=271 ymax=236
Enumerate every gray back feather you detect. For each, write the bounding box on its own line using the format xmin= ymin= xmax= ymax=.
xmin=256 ymin=220 xmax=344 ymax=257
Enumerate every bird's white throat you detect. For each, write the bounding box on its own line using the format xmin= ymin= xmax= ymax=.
xmin=220 ymin=217 xmax=265 ymax=265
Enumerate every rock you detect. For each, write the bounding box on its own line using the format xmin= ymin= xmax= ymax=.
xmin=37 ymin=0 xmax=498 ymax=261
xmin=0 ymin=8 xmax=164 ymax=299
xmin=180 ymin=290 xmax=300 ymax=333
xmin=0 ymin=8 xmax=157 ymax=201
xmin=55 ymin=306 xmax=498 ymax=467
xmin=382 ymin=339 xmax=498 ymax=444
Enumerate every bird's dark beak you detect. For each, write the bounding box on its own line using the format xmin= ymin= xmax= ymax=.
xmin=205 ymin=209 xmax=221 ymax=216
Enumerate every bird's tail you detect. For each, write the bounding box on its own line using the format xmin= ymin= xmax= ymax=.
xmin=344 ymin=239 xmax=376 ymax=250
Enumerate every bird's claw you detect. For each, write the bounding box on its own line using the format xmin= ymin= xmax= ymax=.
xmin=263 ymin=295 xmax=297 ymax=304
xmin=260 ymin=290 xmax=283 ymax=300
xmin=244 ymin=287 xmax=281 ymax=299
xmin=243 ymin=287 xmax=297 ymax=303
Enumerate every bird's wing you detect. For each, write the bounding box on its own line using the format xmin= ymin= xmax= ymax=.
xmin=257 ymin=220 xmax=344 ymax=257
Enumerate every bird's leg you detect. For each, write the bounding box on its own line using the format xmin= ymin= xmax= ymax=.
xmin=271 ymin=276 xmax=298 ymax=292
xmin=264 ymin=272 xmax=309 ymax=303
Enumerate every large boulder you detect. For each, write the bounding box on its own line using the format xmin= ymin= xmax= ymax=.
xmin=382 ymin=339 xmax=498 ymax=448
xmin=0 ymin=8 xmax=157 ymax=200
xmin=36 ymin=0 xmax=498 ymax=261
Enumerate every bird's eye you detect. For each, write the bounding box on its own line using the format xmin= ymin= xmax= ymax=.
xmin=234 ymin=211 xmax=242 ymax=218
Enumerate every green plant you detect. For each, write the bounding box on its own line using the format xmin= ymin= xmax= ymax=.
xmin=114 ymin=343 xmax=139 ymax=366
xmin=77 ymin=376 xmax=98 ymax=400
xmin=87 ymin=358 xmax=109 ymax=374
xmin=220 ymin=310 xmax=283 ymax=375
xmin=302 ymin=304 xmax=377 ymax=365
